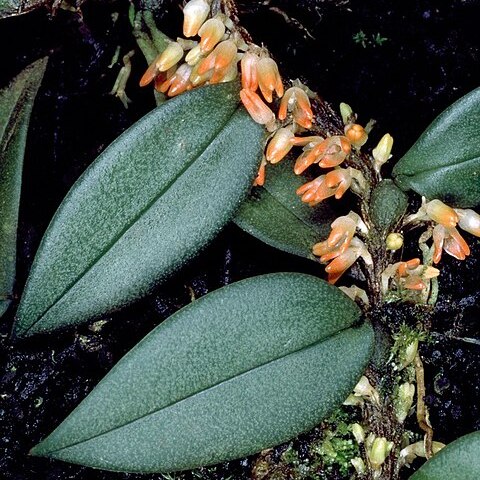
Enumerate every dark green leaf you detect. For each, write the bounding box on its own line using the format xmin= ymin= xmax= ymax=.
xmin=393 ymin=88 xmax=480 ymax=208
xmin=234 ymin=156 xmax=336 ymax=260
xmin=370 ymin=179 xmax=408 ymax=232
xmin=31 ymin=272 xmax=373 ymax=473
xmin=409 ymin=431 xmax=480 ymax=480
xmin=13 ymin=82 xmax=264 ymax=338
xmin=0 ymin=57 xmax=47 ymax=318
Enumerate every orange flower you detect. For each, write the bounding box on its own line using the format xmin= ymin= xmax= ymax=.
xmin=240 ymin=88 xmax=276 ymax=128
xmin=158 ymin=64 xmax=193 ymax=96
xmin=240 ymin=52 xmax=259 ymax=91
xmin=198 ymin=18 xmax=226 ymax=53
xmin=426 ymin=199 xmax=459 ymax=228
xmin=265 ymin=128 xmax=294 ymax=164
xmin=293 ymin=135 xmax=351 ymax=174
xmin=256 ymin=57 xmax=284 ymax=102
xmin=139 ymin=42 xmax=184 ymax=87
xmin=433 ymin=225 xmax=470 ymax=263
xmin=278 ymin=86 xmax=313 ymax=129
xmin=197 ymin=40 xmax=237 ymax=76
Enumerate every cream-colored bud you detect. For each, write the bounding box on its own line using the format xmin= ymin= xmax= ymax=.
xmin=156 ymin=42 xmax=184 ymax=72
xmin=395 ymin=383 xmax=415 ymax=423
xmin=353 ymin=375 xmax=379 ymax=403
xmin=343 ymin=393 xmax=364 ymax=406
xmin=402 ymin=338 xmax=418 ymax=369
xmin=185 ymin=44 xmax=203 ymax=65
xmin=351 ymin=457 xmax=366 ymax=474
xmin=183 ymin=0 xmax=210 ymax=37
xmin=456 ymin=208 xmax=480 ymax=237
xmin=372 ymin=133 xmax=393 ymax=170
xmin=386 ymin=232 xmax=403 ymax=251
xmin=340 ymin=102 xmax=353 ymax=125
xmin=368 ymin=437 xmax=394 ymax=470
xmin=351 ymin=423 xmax=365 ymax=444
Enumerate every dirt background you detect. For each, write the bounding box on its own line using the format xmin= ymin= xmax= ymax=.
xmin=1 ymin=0 xmax=479 ymax=479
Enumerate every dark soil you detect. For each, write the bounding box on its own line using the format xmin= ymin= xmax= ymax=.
xmin=1 ymin=1 xmax=479 ymax=479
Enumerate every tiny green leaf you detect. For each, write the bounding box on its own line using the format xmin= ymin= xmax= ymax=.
xmin=393 ymin=87 xmax=480 ymax=208
xmin=409 ymin=431 xmax=480 ymax=480
xmin=370 ymin=179 xmax=408 ymax=232
xmin=234 ymin=156 xmax=335 ymax=260
xmin=31 ymin=272 xmax=373 ymax=473
xmin=13 ymin=82 xmax=265 ymax=338
xmin=0 ymin=57 xmax=48 ymax=318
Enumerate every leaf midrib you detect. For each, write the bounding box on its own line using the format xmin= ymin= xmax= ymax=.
xmin=41 ymin=323 xmax=361 ymax=455
xmin=22 ymin=104 xmax=240 ymax=336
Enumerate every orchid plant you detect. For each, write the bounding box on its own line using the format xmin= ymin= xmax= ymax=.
xmin=1 ymin=1 xmax=479 ymax=480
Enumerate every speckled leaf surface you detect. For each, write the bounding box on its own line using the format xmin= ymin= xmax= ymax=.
xmin=31 ymin=273 xmax=373 ymax=473
xmin=410 ymin=431 xmax=480 ymax=480
xmin=234 ymin=156 xmax=335 ymax=260
xmin=393 ymin=87 xmax=480 ymax=208
xmin=13 ymin=82 xmax=264 ymax=338
xmin=0 ymin=58 xmax=47 ymax=318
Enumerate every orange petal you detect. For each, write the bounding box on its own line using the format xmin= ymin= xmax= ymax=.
xmin=241 ymin=52 xmax=259 ymax=91
xmin=404 ymin=275 xmax=426 ymax=291
xmin=426 ymin=199 xmax=459 ymax=228
xmin=139 ymin=57 xmax=161 ymax=87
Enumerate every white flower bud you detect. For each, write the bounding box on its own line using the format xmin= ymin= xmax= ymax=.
xmin=395 ymin=383 xmax=415 ymax=423
xmin=386 ymin=232 xmax=403 ymax=251
xmin=368 ymin=437 xmax=394 ymax=470
xmin=183 ymin=0 xmax=210 ymax=37
xmin=340 ymin=102 xmax=353 ymax=124
xmin=351 ymin=457 xmax=366 ymax=474
xmin=351 ymin=423 xmax=365 ymax=444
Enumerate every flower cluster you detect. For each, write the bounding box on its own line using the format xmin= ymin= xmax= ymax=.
xmin=381 ymin=258 xmax=440 ymax=295
xmin=140 ymin=0 xmax=244 ymax=97
xmin=407 ymin=198 xmax=480 ymax=263
xmin=312 ymin=212 xmax=372 ymax=284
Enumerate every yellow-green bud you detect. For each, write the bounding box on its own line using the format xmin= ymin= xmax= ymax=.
xmin=368 ymin=437 xmax=394 ymax=469
xmin=386 ymin=232 xmax=403 ymax=251
xmin=340 ymin=102 xmax=353 ymax=125
xmin=373 ymin=133 xmax=394 ymax=170
xmin=395 ymin=383 xmax=415 ymax=423
xmin=351 ymin=423 xmax=365 ymax=444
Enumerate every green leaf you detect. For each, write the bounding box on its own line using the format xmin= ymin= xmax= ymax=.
xmin=393 ymin=88 xmax=480 ymax=208
xmin=234 ymin=156 xmax=336 ymax=260
xmin=0 ymin=57 xmax=48 ymax=318
xmin=13 ymin=82 xmax=265 ymax=338
xmin=409 ymin=431 xmax=480 ymax=480
xmin=31 ymin=272 xmax=373 ymax=473
xmin=370 ymin=179 xmax=408 ymax=232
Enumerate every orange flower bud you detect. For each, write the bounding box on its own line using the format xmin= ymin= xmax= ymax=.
xmin=265 ymin=128 xmax=294 ymax=164
xmin=240 ymin=88 xmax=276 ymax=126
xmin=345 ymin=123 xmax=368 ymax=148
xmin=318 ymin=136 xmax=350 ymax=168
xmin=198 ymin=40 xmax=237 ymax=76
xmin=257 ymin=57 xmax=283 ymax=102
xmin=198 ymin=18 xmax=225 ymax=53
xmin=241 ymin=52 xmax=259 ymax=91
xmin=183 ymin=0 xmax=210 ymax=37
xmin=163 ymin=63 xmax=192 ymax=97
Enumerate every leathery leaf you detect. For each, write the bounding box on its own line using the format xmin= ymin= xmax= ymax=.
xmin=31 ymin=273 xmax=373 ymax=473
xmin=0 ymin=57 xmax=48 ymax=318
xmin=234 ymin=155 xmax=336 ymax=260
xmin=393 ymin=87 xmax=480 ymax=208
xmin=13 ymin=82 xmax=265 ymax=338
xmin=409 ymin=431 xmax=480 ymax=480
